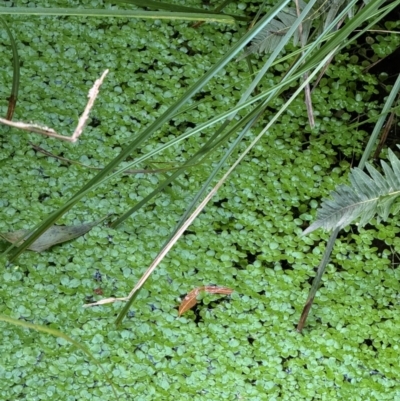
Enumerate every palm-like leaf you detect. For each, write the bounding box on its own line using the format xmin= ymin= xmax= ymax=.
xmin=303 ymin=149 xmax=400 ymax=235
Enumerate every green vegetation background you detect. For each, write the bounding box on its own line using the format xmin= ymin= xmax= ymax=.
xmin=1 ymin=0 xmax=400 ymax=400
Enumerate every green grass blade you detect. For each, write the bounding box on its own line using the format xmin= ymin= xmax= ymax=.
xmin=111 ymin=100 xmax=265 ymax=228
xmin=7 ymin=0 xmax=390 ymax=262
xmin=13 ymin=0 xmax=369 ymax=242
xmin=162 ymin=104 xmax=267 ymax=244
xmin=110 ymin=0 xmax=315 ymax=227
xmin=297 ymin=228 xmax=339 ymax=332
xmin=5 ymin=0 xmax=291 ymax=261
xmin=0 ymin=314 xmax=120 ymax=399
xmin=5 ymin=0 xmax=381 ymax=258
xmin=110 ymin=0 xmax=249 ymax=22
xmin=3 ymin=1 xmax=379 ymax=259
xmin=115 ymin=48 xmax=338 ymax=324
xmin=0 ymin=16 xmax=19 ymax=120
xmin=0 ymin=7 xmax=235 ymax=23
xmin=240 ymin=0 xmax=320 ymax=100
xmin=299 ymin=0 xmax=396 ymax=73
xmin=359 ymin=73 xmax=400 ymax=169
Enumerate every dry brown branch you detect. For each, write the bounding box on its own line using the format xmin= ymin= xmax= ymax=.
xmin=0 ymin=69 xmax=109 ymax=142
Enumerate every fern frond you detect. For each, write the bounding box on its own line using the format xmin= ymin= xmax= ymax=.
xmin=238 ymin=0 xmax=360 ymax=60
xmin=238 ymin=3 xmax=307 ymax=60
xmin=323 ymin=0 xmax=346 ymax=29
xmin=303 ymin=149 xmax=400 ymax=235
xmin=237 ymin=8 xmax=296 ymax=61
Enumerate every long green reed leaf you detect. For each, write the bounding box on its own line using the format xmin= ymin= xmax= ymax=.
xmin=5 ymin=0 xmax=291 ymax=261
xmin=115 ymin=48 xmax=338 ymax=324
xmin=110 ymin=0 xmax=249 ymax=22
xmin=0 ymin=314 xmax=120 ymax=399
xmin=0 ymin=7 xmax=235 ymax=23
xmin=0 ymin=16 xmax=19 ymax=120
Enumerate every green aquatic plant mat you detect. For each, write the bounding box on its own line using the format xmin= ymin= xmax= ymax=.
xmin=0 ymin=314 xmax=119 ymax=399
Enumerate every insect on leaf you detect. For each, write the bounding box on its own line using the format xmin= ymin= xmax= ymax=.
xmin=178 ymin=286 xmax=233 ymax=316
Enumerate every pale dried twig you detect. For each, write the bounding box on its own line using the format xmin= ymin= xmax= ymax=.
xmin=84 ymin=297 xmax=128 ymax=307
xmin=0 ymin=69 xmax=109 ymax=142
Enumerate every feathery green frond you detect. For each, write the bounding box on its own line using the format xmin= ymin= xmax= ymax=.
xmin=239 ymin=0 xmax=333 ymax=59
xmin=303 ymin=149 xmax=400 ymax=235
xmin=239 ymin=0 xmax=375 ymax=60
xmin=323 ymin=0 xmax=346 ymax=29
xmin=238 ymin=3 xmax=306 ymax=59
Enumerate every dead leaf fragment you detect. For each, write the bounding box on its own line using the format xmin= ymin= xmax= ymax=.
xmin=178 ymin=288 xmax=199 ymax=317
xmin=0 ymin=217 xmax=107 ymax=252
xmin=203 ymin=286 xmax=234 ymax=295
xmin=178 ymin=286 xmax=233 ymax=316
